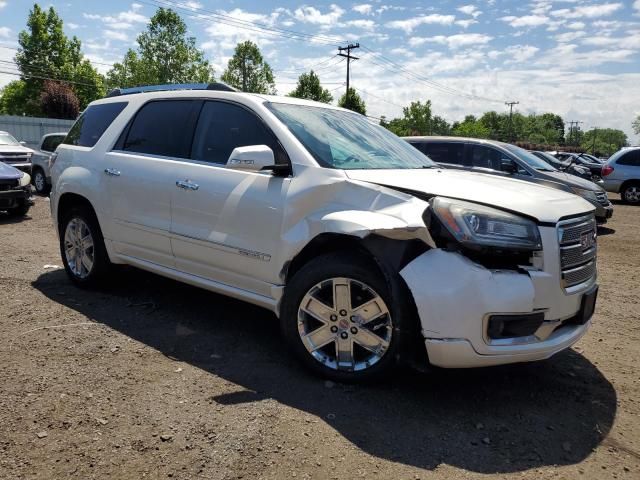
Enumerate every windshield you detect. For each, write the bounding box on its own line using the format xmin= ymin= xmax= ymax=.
xmin=0 ymin=133 xmax=20 ymax=146
xmin=504 ymin=144 xmax=556 ymax=171
xmin=534 ymin=151 xmax=567 ymax=166
xmin=266 ymin=103 xmax=436 ymax=170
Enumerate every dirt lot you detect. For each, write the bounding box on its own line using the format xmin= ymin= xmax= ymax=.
xmin=0 ymin=195 xmax=638 ymax=480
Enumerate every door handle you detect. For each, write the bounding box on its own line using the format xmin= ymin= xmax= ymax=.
xmin=104 ymin=168 xmax=121 ymax=177
xmin=176 ymin=180 xmax=199 ymax=191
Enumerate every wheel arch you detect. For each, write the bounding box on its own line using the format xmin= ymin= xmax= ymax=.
xmin=56 ymin=192 xmax=100 ymax=231
xmin=620 ymin=179 xmax=640 ymax=192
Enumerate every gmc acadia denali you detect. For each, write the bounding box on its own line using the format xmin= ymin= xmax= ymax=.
xmin=50 ymin=84 xmax=599 ymax=381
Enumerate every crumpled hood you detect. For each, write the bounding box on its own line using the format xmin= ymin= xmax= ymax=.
xmin=0 ymin=161 xmax=24 ymax=180
xmin=345 ymin=168 xmax=595 ymax=224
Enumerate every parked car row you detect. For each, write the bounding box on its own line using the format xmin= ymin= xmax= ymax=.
xmin=49 ymin=83 xmax=601 ymax=382
xmin=404 ymin=136 xmax=613 ymax=223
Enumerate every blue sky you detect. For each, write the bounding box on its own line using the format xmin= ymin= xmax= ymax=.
xmin=0 ymin=1 xmax=639 ymax=140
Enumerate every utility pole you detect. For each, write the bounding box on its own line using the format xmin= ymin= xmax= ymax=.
xmin=338 ymin=43 xmax=360 ymax=103
xmin=505 ymin=101 xmax=519 ymax=142
xmin=567 ymin=121 xmax=583 ymax=148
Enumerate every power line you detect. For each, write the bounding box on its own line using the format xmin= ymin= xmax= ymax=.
xmin=505 ymin=101 xmax=519 ymax=142
xmin=0 ymin=69 xmax=99 ymax=87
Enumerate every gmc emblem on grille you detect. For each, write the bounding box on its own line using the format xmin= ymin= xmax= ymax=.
xmin=581 ymin=231 xmax=596 ymax=249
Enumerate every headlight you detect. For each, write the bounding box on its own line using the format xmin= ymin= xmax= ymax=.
xmin=430 ymin=197 xmax=542 ymax=251
xmin=571 ymin=187 xmax=598 ymax=202
xmin=19 ymin=173 xmax=31 ymax=187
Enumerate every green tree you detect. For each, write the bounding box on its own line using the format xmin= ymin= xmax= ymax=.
xmin=581 ymin=128 xmax=628 ymax=157
xmin=287 ymin=70 xmax=333 ymax=103
xmin=338 ymin=87 xmax=366 ymax=115
xmin=221 ymin=41 xmax=275 ymax=94
xmin=8 ymin=3 xmax=104 ymax=115
xmin=479 ymin=111 xmax=506 ymax=140
xmin=633 ymin=115 xmax=640 ymax=136
xmin=452 ymin=115 xmax=490 ymax=138
xmin=107 ymin=8 xmax=214 ymax=89
xmin=0 ymin=81 xmax=28 ymax=115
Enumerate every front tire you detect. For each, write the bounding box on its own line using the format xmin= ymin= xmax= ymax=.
xmin=621 ymin=182 xmax=640 ymax=204
xmin=59 ymin=206 xmax=111 ymax=288
xmin=280 ymin=253 xmax=414 ymax=382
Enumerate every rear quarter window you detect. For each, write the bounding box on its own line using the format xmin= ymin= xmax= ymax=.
xmin=616 ymin=150 xmax=640 ymax=167
xmin=63 ymin=102 xmax=128 ymax=148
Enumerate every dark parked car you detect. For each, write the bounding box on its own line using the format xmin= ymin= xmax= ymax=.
xmin=530 ymin=150 xmax=592 ymax=180
xmin=555 ymin=152 xmax=603 ymax=180
xmin=405 ymin=136 xmax=614 ymax=223
xmin=0 ymin=162 xmax=33 ymax=217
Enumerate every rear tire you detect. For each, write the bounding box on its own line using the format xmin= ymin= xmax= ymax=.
xmin=59 ymin=205 xmax=111 ymax=288
xmin=280 ymin=252 xmax=416 ymax=382
xmin=621 ymin=182 xmax=640 ymax=205
xmin=32 ymin=168 xmax=50 ymax=195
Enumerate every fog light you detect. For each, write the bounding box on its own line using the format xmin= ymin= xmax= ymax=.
xmin=487 ymin=312 xmax=545 ymax=339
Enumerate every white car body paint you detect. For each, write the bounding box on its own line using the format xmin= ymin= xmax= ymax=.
xmin=50 ymin=90 xmax=597 ymax=369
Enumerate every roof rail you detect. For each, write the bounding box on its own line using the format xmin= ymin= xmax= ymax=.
xmin=106 ymin=82 xmax=238 ymax=97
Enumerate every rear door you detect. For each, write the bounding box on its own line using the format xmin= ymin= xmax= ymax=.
xmin=170 ymin=100 xmax=291 ymax=293
xmin=420 ymin=142 xmax=468 ymax=170
xmin=104 ymin=99 xmax=201 ymax=267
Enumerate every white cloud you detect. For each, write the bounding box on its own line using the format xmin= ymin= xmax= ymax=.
xmin=182 ymin=1 xmax=202 ymax=10
xmin=0 ymin=26 xmax=10 ymax=38
xmin=551 ymin=3 xmax=623 ymax=19
xmin=294 ymin=5 xmax=345 ymax=26
xmin=386 ymin=14 xmax=456 ymax=33
xmin=409 ymin=33 xmax=492 ymax=49
xmin=567 ymin=21 xmax=586 ymax=30
xmin=500 ymin=15 xmax=548 ymax=28
xmin=353 ymin=4 xmax=373 ymax=15
xmin=345 ymin=19 xmax=376 ymax=30
xmin=104 ymin=30 xmax=129 ymax=42
xmin=555 ymin=31 xmax=586 ymax=42
xmin=67 ymin=23 xmax=80 ymax=30
xmin=456 ymin=19 xmax=478 ymax=28
xmin=0 ymin=1 xmax=6 ymax=9
xmin=504 ymin=44 xmax=540 ymax=63
xmin=83 ymin=4 xmax=148 ymax=31
xmin=536 ymin=43 xmax=636 ymax=67
xmin=457 ymin=5 xmax=482 ymax=18
xmin=635 ymin=0 xmax=640 ymax=14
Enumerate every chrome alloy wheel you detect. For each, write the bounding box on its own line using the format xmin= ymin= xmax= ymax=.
xmin=297 ymin=277 xmax=393 ymax=372
xmin=624 ymin=186 xmax=640 ymax=203
xmin=34 ymin=170 xmax=45 ymax=192
xmin=64 ymin=218 xmax=94 ymax=278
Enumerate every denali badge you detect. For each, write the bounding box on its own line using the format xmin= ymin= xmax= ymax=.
xmin=581 ymin=231 xmax=596 ymax=249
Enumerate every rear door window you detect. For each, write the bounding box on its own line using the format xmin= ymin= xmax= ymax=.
xmin=471 ymin=145 xmax=504 ymax=171
xmin=63 ymin=102 xmax=127 ymax=148
xmin=122 ymin=100 xmax=201 ymax=158
xmin=422 ymin=142 xmax=465 ymax=165
xmin=617 ymin=150 xmax=640 ymax=166
xmin=191 ymin=101 xmax=288 ymax=165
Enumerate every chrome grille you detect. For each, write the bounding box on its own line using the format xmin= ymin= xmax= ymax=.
xmin=557 ymin=215 xmax=597 ymax=289
xmin=0 ymin=153 xmax=31 ymax=162
xmin=595 ymin=191 xmax=609 ymax=206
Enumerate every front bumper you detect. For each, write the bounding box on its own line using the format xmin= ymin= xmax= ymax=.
xmin=400 ymin=230 xmax=596 ymax=368
xmin=594 ymin=203 xmax=614 ymax=223
xmin=0 ymin=187 xmax=33 ymax=209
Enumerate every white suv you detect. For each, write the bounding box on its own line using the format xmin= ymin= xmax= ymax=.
xmin=50 ymin=84 xmax=599 ymax=381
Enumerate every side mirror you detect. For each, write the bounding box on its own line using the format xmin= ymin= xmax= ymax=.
xmin=501 ymin=158 xmax=517 ymax=174
xmin=226 ymin=145 xmax=289 ymax=174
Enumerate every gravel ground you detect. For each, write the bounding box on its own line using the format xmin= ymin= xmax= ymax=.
xmin=0 ymin=195 xmax=638 ymax=480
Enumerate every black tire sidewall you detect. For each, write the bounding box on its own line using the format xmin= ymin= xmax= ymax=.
xmin=33 ymin=168 xmax=50 ymax=195
xmin=59 ymin=206 xmax=110 ymax=288
xmin=622 ymin=184 xmax=640 ymax=204
xmin=280 ymin=252 xmax=413 ymax=382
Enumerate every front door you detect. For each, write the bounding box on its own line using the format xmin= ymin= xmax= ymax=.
xmin=169 ymin=100 xmax=291 ymax=296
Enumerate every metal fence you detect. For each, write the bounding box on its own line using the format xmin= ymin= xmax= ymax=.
xmin=0 ymin=115 xmax=74 ymax=150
